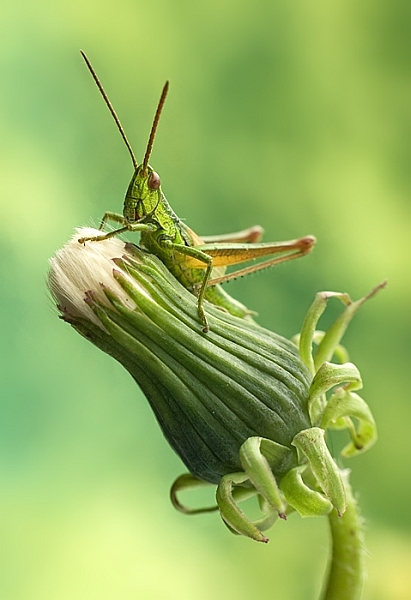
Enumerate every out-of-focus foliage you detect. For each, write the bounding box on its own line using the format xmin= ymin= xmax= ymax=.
xmin=0 ymin=1 xmax=409 ymax=598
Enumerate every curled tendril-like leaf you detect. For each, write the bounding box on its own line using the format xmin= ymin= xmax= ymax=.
xmin=170 ymin=473 xmax=218 ymax=515
xmin=298 ymin=282 xmax=387 ymax=375
xmin=321 ymin=389 xmax=377 ymax=457
xmin=292 ymin=428 xmax=346 ymax=516
xmin=239 ymin=436 xmax=292 ymax=516
xmin=216 ymin=472 xmax=270 ymax=543
xmin=308 ymin=361 xmax=362 ymax=424
xmin=280 ymin=465 xmax=333 ymax=517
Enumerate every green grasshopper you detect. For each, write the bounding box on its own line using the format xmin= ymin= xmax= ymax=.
xmin=78 ymin=52 xmax=315 ymax=332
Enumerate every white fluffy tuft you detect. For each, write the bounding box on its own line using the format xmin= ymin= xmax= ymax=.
xmin=48 ymin=228 xmax=137 ymax=328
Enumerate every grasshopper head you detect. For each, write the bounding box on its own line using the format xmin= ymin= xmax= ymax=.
xmin=123 ymin=164 xmax=162 ymax=223
xmin=122 ymin=80 xmax=169 ymax=224
xmin=79 ymin=52 xmax=169 ymax=225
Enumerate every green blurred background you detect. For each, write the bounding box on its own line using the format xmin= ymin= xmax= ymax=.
xmin=1 ymin=1 xmax=410 ymax=598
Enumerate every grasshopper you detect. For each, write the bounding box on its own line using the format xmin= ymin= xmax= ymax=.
xmin=78 ymin=52 xmax=315 ymax=332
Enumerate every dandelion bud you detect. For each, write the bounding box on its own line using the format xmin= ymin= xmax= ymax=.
xmin=49 ymin=228 xmax=382 ymax=541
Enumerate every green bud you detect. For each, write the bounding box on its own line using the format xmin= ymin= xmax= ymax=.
xmin=49 ymin=228 xmax=312 ymax=484
xmin=49 ymin=228 xmax=382 ymax=541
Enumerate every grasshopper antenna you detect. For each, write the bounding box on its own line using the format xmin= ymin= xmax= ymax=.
xmin=80 ymin=50 xmax=138 ymax=170
xmin=142 ymin=81 xmax=169 ymax=175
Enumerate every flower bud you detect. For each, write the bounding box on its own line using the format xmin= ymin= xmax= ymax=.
xmin=49 ymin=228 xmax=312 ymax=484
xmin=49 ymin=228 xmax=382 ymax=541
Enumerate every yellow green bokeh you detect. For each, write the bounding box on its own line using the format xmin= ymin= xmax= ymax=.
xmin=1 ymin=1 xmax=410 ymax=598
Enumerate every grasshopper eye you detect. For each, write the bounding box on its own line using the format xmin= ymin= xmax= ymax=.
xmin=148 ymin=171 xmax=161 ymax=190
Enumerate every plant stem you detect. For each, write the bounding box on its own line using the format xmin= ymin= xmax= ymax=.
xmin=321 ymin=470 xmax=365 ymax=600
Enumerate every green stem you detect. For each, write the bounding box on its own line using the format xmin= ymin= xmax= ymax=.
xmin=321 ymin=470 xmax=365 ymax=600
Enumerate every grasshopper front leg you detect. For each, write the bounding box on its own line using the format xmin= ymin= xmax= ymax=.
xmin=98 ymin=211 xmax=126 ymax=231
xmin=78 ymin=212 xmax=157 ymax=244
xmin=78 ymin=211 xmax=127 ymax=243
